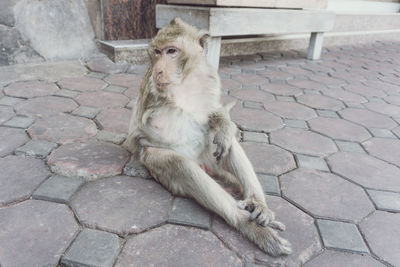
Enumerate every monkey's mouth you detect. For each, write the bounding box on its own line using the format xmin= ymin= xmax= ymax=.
xmin=156 ymin=83 xmax=170 ymax=90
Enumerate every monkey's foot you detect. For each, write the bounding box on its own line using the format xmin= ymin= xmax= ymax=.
xmin=238 ymin=198 xmax=285 ymax=231
xmin=255 ymin=226 xmax=292 ymax=256
xmin=238 ymin=218 xmax=292 ymax=257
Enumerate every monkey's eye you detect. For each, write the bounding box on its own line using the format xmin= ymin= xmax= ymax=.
xmin=154 ymin=49 xmax=161 ymax=55
xmin=167 ymin=48 xmax=177 ymax=54
xmin=166 ymin=48 xmax=179 ymax=57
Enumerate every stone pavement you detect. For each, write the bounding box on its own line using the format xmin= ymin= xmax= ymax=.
xmin=0 ymin=41 xmax=400 ymax=267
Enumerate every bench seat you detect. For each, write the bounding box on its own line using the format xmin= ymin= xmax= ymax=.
xmin=156 ymin=4 xmax=336 ymax=69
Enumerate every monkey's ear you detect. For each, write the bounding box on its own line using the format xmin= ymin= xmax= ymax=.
xmin=169 ymin=17 xmax=183 ymax=26
xmin=197 ymin=30 xmax=210 ymax=49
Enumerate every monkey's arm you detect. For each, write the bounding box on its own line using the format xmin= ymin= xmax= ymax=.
xmin=208 ymin=105 xmax=237 ymax=162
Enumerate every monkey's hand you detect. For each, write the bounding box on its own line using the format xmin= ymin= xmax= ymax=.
xmin=213 ymin=130 xmax=233 ymax=162
xmin=238 ymin=198 xmax=286 ymax=231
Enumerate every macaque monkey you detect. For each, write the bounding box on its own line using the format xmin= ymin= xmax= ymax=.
xmin=126 ymin=18 xmax=292 ymax=256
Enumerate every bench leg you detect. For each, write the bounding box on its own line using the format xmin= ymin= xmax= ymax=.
xmin=206 ymin=36 xmax=221 ymax=70
xmin=307 ymin=32 xmax=324 ymax=60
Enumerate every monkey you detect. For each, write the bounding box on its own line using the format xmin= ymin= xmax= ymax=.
xmin=126 ymin=18 xmax=292 ymax=256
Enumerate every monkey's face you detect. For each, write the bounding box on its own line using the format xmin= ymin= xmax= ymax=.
xmin=152 ymin=45 xmax=182 ymax=91
xmin=149 ymin=18 xmax=209 ymax=92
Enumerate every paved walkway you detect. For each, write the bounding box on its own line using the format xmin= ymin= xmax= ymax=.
xmin=0 ymin=41 xmax=399 ymax=267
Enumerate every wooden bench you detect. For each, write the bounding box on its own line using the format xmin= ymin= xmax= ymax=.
xmin=156 ymin=4 xmax=336 ymax=69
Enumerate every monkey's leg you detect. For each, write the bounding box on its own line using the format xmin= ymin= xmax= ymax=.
xmin=222 ymin=139 xmax=286 ymax=230
xmin=141 ymin=147 xmax=291 ymax=256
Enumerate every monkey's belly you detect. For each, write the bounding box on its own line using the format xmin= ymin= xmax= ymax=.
xmin=147 ymin=113 xmax=209 ymax=160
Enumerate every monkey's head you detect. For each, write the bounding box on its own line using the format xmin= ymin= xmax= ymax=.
xmin=149 ymin=18 xmax=209 ymax=92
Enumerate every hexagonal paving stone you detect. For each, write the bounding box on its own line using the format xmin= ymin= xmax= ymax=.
xmin=76 ymin=91 xmax=129 ymax=109
xmin=369 ymin=128 xmax=397 ymax=138
xmin=242 ymin=131 xmax=269 ymax=143
xmin=304 ymin=250 xmax=385 ymax=267
xmin=243 ymin=100 xmax=263 ymax=109
xmin=331 ymin=70 xmax=367 ymax=81
xmin=264 ymin=101 xmax=317 ymax=120
xmin=241 ymin=142 xmax=296 ymax=175
xmin=258 ymin=174 xmax=280 ymax=195
xmin=309 ymin=74 xmax=347 ymax=87
xmin=15 ymin=96 xmax=78 ymax=118
xmin=15 ymin=140 xmax=58 ymax=158
xmin=344 ymin=84 xmax=386 ymax=98
xmin=321 ymin=88 xmax=368 ymax=103
xmin=168 ymin=197 xmax=211 ymax=229
xmin=0 ymin=106 xmax=15 ymax=124
xmin=232 ymin=73 xmax=267 ymax=86
xmin=364 ymin=102 xmax=400 ymax=118
xmin=384 ymin=95 xmax=400 ymax=106
xmin=47 ymin=141 xmax=130 ymax=180
xmin=4 ymin=80 xmax=59 ymax=98
xmin=309 ymin=117 xmax=371 ymax=142
xmin=116 ymin=224 xmax=242 ymax=267
xmin=72 ymin=105 xmax=100 ymax=119
xmin=61 ymin=228 xmax=121 ymax=267
xmin=258 ymin=69 xmax=294 ymax=81
xmin=339 ymin=108 xmax=397 ymax=129
xmin=3 ymin=116 xmax=35 ymax=128
xmin=316 ymin=110 xmax=339 ymax=118
xmin=0 ymin=127 xmax=29 ymax=156
xmin=33 ymin=175 xmax=84 ymax=204
xmin=288 ymin=79 xmax=325 ymax=90
xmin=86 ymin=57 xmax=128 ymax=74
xmin=276 ymin=96 xmax=295 ymax=102
xmin=335 ymin=140 xmax=365 ymax=153
xmin=212 ymin=196 xmax=322 ymax=265
xmin=295 ymin=155 xmax=329 ymax=171
xmin=360 ymin=211 xmax=400 ymax=267
xmin=281 ymin=168 xmax=374 ymax=222
xmin=394 ymin=126 xmax=400 ymax=138
xmin=96 ymin=107 xmax=131 ymax=134
xmin=0 ymin=96 xmax=25 ymax=106
xmin=328 ymin=152 xmax=400 ymax=191
xmin=0 ymin=156 xmax=50 ymax=205
xmin=230 ymin=89 xmax=274 ymax=103
xmin=260 ymin=83 xmax=303 ymax=96
xmin=124 ymin=86 xmax=140 ymax=99
xmin=28 ymin=113 xmax=98 ymax=144
xmin=221 ymin=77 xmax=241 ymax=91
xmin=367 ymin=189 xmax=400 ymax=213
xmin=55 ymin=88 xmax=80 ymax=98
xmin=363 ymin=138 xmax=400 ymax=167
xmin=317 ymin=219 xmax=368 ymax=253
xmin=96 ymin=130 xmax=127 ymax=145
xmin=105 ymin=73 xmax=142 ymax=87
xmin=123 ymin=156 xmax=152 ymax=178
xmin=231 ymin=106 xmax=283 ymax=132
xmin=0 ymin=200 xmax=79 ymax=267
xmin=58 ymin=76 xmax=107 ymax=92
xmin=71 ymin=176 xmax=172 ymax=235
xmin=297 ymin=94 xmax=345 ymax=111
xmin=271 ymin=128 xmax=337 ymax=157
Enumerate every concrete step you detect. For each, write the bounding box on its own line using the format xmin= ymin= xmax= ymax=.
xmin=99 ymin=39 xmax=150 ymax=64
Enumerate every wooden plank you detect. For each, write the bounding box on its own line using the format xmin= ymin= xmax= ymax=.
xmin=167 ymin=0 xmax=328 ymax=9
xmin=209 ymin=8 xmax=335 ymax=36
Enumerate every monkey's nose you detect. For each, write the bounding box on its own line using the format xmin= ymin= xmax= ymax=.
xmin=156 ymin=70 xmax=163 ymax=79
